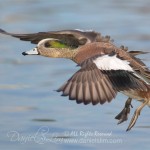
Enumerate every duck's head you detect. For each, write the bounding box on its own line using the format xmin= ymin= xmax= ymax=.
xmin=22 ymin=38 xmax=78 ymax=59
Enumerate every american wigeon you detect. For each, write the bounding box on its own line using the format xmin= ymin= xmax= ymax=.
xmin=0 ymin=28 xmax=150 ymax=131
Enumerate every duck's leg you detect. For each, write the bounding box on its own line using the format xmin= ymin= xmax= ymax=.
xmin=126 ymin=99 xmax=149 ymax=131
xmin=115 ymin=97 xmax=133 ymax=124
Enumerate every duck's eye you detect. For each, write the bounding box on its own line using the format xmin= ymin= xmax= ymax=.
xmin=33 ymin=48 xmax=37 ymax=51
xmin=45 ymin=42 xmax=51 ymax=48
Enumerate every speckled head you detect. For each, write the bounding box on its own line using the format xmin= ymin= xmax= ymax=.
xmin=22 ymin=38 xmax=78 ymax=59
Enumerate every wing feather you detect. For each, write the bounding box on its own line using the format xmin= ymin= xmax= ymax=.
xmin=57 ymin=63 xmax=117 ymax=105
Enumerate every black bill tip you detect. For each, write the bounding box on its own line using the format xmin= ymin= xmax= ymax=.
xmin=22 ymin=52 xmax=28 ymax=56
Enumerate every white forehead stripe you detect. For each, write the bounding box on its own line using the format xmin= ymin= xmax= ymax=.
xmin=93 ymin=54 xmax=133 ymax=71
xmin=25 ymin=48 xmax=38 ymax=55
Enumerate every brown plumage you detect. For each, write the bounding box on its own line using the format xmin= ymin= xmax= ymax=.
xmin=57 ymin=63 xmax=117 ymax=105
xmin=0 ymin=28 xmax=150 ymax=131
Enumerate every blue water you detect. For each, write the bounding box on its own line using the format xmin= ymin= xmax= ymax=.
xmin=0 ymin=0 xmax=150 ymax=150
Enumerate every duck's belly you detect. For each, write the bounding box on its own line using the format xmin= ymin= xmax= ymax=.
xmin=121 ymin=89 xmax=150 ymax=106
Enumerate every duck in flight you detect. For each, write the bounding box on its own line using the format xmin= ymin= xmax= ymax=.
xmin=0 ymin=28 xmax=150 ymax=131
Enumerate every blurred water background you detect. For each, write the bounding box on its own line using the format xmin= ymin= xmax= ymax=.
xmin=0 ymin=0 xmax=150 ymax=150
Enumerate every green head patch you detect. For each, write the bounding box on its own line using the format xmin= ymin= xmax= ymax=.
xmin=44 ymin=40 xmax=72 ymax=49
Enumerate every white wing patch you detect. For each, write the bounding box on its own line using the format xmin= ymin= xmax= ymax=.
xmin=75 ymin=29 xmax=94 ymax=32
xmin=93 ymin=54 xmax=133 ymax=71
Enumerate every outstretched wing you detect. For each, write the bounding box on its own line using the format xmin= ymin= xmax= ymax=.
xmin=57 ymin=53 xmax=149 ymax=105
xmin=57 ymin=63 xmax=117 ymax=105
xmin=0 ymin=28 xmax=111 ymax=47
xmin=92 ymin=53 xmax=150 ymax=89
